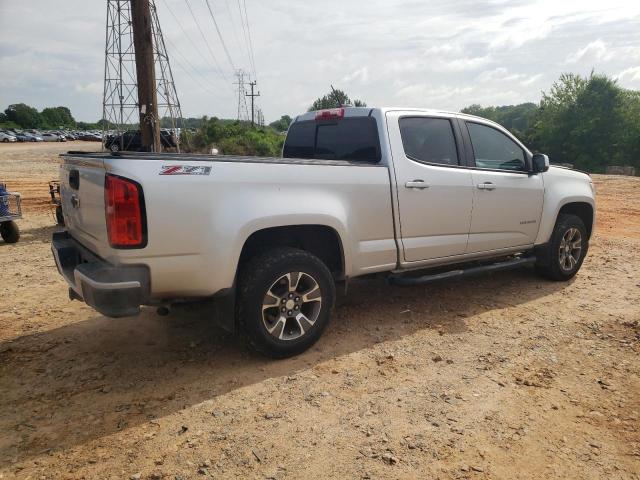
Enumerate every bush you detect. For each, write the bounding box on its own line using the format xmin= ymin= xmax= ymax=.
xmin=183 ymin=117 xmax=284 ymax=156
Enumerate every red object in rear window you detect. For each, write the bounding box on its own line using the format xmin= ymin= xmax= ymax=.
xmin=315 ymin=108 xmax=344 ymax=121
xmin=105 ymin=174 xmax=146 ymax=248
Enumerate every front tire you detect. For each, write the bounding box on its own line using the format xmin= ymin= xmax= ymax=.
xmin=0 ymin=221 xmax=20 ymax=243
xmin=536 ymin=214 xmax=588 ymax=281
xmin=237 ymin=247 xmax=336 ymax=358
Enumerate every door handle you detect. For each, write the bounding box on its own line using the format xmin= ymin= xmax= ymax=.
xmin=405 ymin=180 xmax=430 ymax=190
xmin=477 ymin=182 xmax=496 ymax=191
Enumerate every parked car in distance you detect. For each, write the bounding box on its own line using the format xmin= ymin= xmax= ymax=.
xmin=0 ymin=131 xmax=17 ymax=143
xmin=25 ymin=133 xmax=43 ymax=142
xmin=78 ymin=132 xmax=102 ymax=142
xmin=41 ymin=133 xmax=65 ymax=142
xmin=13 ymin=132 xmax=31 ymax=142
xmin=104 ymin=130 xmax=177 ymax=152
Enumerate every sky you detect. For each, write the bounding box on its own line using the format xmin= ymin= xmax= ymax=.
xmin=1 ymin=0 xmax=639 ymax=123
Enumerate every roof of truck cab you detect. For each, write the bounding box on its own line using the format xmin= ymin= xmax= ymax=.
xmin=296 ymin=106 xmax=504 ymax=131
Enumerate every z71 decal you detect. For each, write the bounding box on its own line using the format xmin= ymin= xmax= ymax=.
xmin=160 ymin=165 xmax=212 ymax=176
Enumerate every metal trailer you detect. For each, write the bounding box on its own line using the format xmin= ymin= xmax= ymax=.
xmin=49 ymin=180 xmax=64 ymax=225
xmin=0 ymin=184 xmax=22 ymax=243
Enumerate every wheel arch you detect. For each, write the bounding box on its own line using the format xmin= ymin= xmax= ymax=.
xmin=558 ymin=202 xmax=594 ymax=238
xmin=239 ymin=225 xmax=346 ymax=281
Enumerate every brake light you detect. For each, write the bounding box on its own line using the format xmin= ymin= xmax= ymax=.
xmin=315 ymin=108 xmax=344 ymax=121
xmin=105 ymin=174 xmax=146 ymax=248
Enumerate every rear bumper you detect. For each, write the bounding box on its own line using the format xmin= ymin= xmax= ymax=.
xmin=51 ymin=231 xmax=150 ymax=317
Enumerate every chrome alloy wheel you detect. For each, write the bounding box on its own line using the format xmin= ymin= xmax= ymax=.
xmin=558 ymin=227 xmax=582 ymax=272
xmin=261 ymin=272 xmax=322 ymax=341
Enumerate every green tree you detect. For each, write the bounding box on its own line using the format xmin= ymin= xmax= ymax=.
xmin=308 ymin=88 xmax=366 ymax=111
xmin=462 ymin=72 xmax=640 ymax=172
xmin=534 ymin=72 xmax=633 ymax=171
xmin=41 ymin=106 xmax=76 ymax=129
xmin=269 ymin=115 xmax=293 ymax=132
xmin=4 ymin=103 xmax=41 ymax=128
xmin=461 ymin=103 xmax=538 ymax=142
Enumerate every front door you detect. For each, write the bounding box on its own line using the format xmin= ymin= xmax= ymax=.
xmin=461 ymin=120 xmax=544 ymax=253
xmin=386 ymin=112 xmax=474 ymax=262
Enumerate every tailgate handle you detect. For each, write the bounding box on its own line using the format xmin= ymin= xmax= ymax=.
xmin=69 ymin=169 xmax=80 ymax=190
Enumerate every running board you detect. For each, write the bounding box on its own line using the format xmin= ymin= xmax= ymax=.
xmin=388 ymin=256 xmax=537 ymax=286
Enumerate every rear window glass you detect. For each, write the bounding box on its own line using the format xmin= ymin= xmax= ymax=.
xmin=283 ymin=117 xmax=381 ymax=163
xmin=399 ymin=117 xmax=459 ymax=166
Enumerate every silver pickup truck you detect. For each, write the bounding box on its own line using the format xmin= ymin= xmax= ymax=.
xmin=52 ymin=107 xmax=595 ymax=357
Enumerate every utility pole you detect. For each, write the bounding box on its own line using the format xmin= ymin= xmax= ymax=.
xmin=246 ymin=81 xmax=260 ymax=127
xmin=131 ymin=0 xmax=161 ymax=152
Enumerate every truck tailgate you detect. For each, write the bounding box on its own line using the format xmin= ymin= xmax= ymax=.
xmin=60 ymin=156 xmax=109 ymax=255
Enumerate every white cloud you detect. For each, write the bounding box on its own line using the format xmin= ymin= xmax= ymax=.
xmin=75 ymin=82 xmax=103 ymax=95
xmin=566 ymin=39 xmax=611 ymax=64
xmin=1 ymin=0 xmax=640 ymax=121
xmin=616 ymin=66 xmax=640 ymax=88
xmin=341 ymin=67 xmax=369 ymax=85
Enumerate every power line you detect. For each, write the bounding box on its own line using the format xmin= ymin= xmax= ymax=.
xmin=164 ymin=36 xmax=220 ymax=97
xmin=183 ymin=0 xmax=230 ymax=84
xmin=204 ymin=0 xmax=236 ymax=71
xmin=223 ymin=0 xmax=246 ymax=66
xmin=241 ymin=0 xmax=258 ymax=82
xmin=159 ymin=0 xmax=227 ymax=86
xmin=236 ymin=0 xmax=256 ymax=81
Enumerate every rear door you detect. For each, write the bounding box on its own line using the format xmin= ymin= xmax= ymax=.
xmin=460 ymin=119 xmax=544 ymax=253
xmin=386 ymin=112 xmax=474 ymax=262
xmin=60 ymin=155 xmax=109 ymax=253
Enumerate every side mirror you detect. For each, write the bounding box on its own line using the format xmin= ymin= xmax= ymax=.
xmin=532 ymin=153 xmax=549 ymax=173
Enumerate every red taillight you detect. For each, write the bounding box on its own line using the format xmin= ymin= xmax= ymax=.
xmin=315 ymin=108 xmax=344 ymax=121
xmin=105 ymin=174 xmax=146 ymax=248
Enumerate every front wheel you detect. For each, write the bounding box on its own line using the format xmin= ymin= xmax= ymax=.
xmin=536 ymin=214 xmax=588 ymax=281
xmin=0 ymin=221 xmax=20 ymax=244
xmin=237 ymin=247 xmax=336 ymax=358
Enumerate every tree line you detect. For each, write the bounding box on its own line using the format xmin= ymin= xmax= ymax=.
xmin=3 ymin=73 xmax=637 ymax=172
xmin=0 ymin=104 xmax=81 ymax=130
xmin=462 ymin=73 xmax=640 ymax=173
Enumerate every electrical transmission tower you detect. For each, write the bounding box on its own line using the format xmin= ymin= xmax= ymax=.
xmin=234 ymin=70 xmax=250 ymax=122
xmin=103 ymin=0 xmax=183 ymax=151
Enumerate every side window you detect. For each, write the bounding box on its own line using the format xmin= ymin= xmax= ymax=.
xmin=466 ymin=122 xmax=525 ymax=171
xmin=399 ymin=117 xmax=459 ymax=166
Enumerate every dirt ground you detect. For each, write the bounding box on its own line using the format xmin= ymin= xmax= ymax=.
xmin=0 ymin=142 xmax=638 ymax=480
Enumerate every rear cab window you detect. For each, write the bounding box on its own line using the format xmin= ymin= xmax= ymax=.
xmin=283 ymin=116 xmax=381 ymax=163
xmin=399 ymin=117 xmax=460 ymax=166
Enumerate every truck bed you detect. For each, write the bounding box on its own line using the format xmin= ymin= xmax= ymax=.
xmin=62 ymin=151 xmax=386 ymax=168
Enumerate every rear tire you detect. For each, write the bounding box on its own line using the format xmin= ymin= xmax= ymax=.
xmin=110 ymin=143 xmax=120 ymax=153
xmin=0 ymin=221 xmax=20 ymax=244
xmin=237 ymin=247 xmax=336 ymax=358
xmin=536 ymin=214 xmax=587 ymax=281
